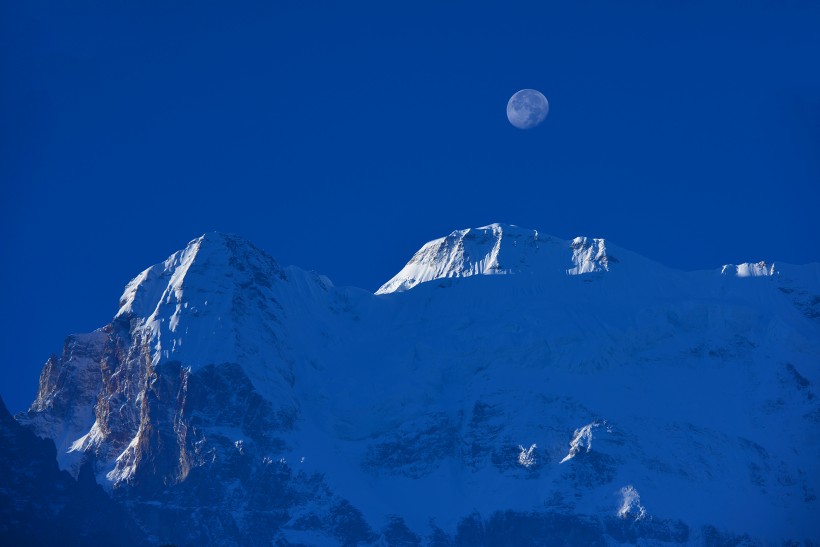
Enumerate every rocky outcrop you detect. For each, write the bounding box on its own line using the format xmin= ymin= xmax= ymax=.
xmin=0 ymin=397 xmax=146 ymax=546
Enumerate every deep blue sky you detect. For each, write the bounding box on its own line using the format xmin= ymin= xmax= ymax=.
xmin=2 ymin=0 xmax=819 ymax=412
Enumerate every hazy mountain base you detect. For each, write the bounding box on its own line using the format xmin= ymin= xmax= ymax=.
xmin=0 ymin=397 xmax=146 ymax=546
xmin=95 ymin=361 xmax=756 ymax=546
xmin=13 ymin=227 xmax=820 ymax=545
xmin=0 ymin=382 xmax=802 ymax=546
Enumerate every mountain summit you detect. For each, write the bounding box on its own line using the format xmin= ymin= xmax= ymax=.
xmin=13 ymin=226 xmax=820 ymax=545
xmin=117 ymin=231 xmax=287 ymax=320
xmin=376 ymin=223 xmax=616 ymax=294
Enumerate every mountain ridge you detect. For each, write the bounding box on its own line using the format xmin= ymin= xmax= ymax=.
xmin=12 ymin=224 xmax=820 ymax=545
xmin=377 ymin=223 xmax=639 ymax=294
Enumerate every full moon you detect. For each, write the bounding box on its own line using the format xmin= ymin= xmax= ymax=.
xmin=506 ymin=89 xmax=549 ymax=129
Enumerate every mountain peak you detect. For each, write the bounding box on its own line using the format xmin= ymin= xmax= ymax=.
xmin=109 ymin=230 xmax=302 ymax=387
xmin=116 ymin=231 xmax=283 ymax=319
xmin=375 ymin=223 xmax=615 ymax=294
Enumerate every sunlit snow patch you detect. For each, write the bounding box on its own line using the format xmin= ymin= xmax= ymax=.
xmin=617 ymin=485 xmax=647 ymax=520
xmin=560 ymin=421 xmax=601 ymax=463
xmin=567 ymin=237 xmax=611 ymax=275
xmin=720 ymin=261 xmax=775 ymax=277
xmin=68 ymin=421 xmax=106 ymax=454
xmin=107 ymin=432 xmax=141 ymax=484
xmin=518 ymin=443 xmax=537 ymax=467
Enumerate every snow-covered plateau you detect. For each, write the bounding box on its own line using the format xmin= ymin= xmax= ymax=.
xmin=8 ymin=224 xmax=820 ymax=546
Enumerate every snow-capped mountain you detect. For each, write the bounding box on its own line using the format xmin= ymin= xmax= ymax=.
xmin=24 ymin=233 xmax=335 ymax=482
xmin=14 ymin=225 xmax=820 ymax=545
xmin=376 ymin=223 xmax=619 ymax=294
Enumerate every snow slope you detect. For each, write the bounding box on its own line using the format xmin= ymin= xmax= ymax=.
xmin=19 ymin=225 xmax=820 ymax=545
xmin=376 ymin=223 xmax=621 ymax=293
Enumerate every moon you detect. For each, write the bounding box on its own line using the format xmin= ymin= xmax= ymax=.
xmin=507 ymin=89 xmax=549 ymax=129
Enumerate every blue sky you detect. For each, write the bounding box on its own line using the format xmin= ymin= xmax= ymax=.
xmin=1 ymin=0 xmax=819 ymax=412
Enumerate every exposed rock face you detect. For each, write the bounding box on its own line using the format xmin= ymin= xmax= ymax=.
xmin=13 ymin=227 xmax=820 ymax=545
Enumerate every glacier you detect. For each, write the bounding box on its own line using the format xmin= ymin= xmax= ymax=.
xmin=11 ymin=224 xmax=820 ymax=545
